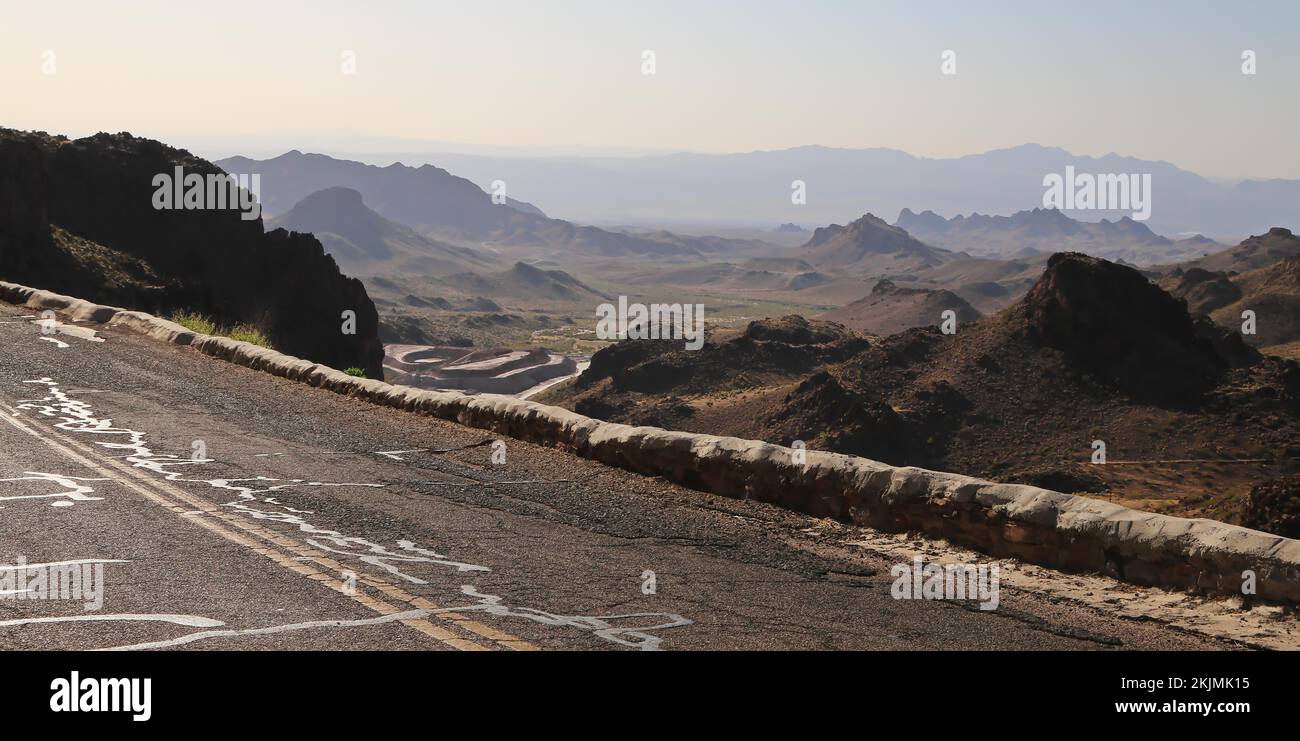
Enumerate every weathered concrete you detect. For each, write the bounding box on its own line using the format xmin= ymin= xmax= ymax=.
xmin=4 ymin=279 xmax=1297 ymax=603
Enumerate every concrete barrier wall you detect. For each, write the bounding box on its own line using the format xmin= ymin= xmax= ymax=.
xmin=5 ymin=280 xmax=1298 ymax=603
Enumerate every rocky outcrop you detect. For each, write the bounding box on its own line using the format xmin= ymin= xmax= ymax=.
xmin=1242 ymin=476 xmax=1300 ymax=539
xmin=1023 ymin=252 xmax=1235 ymax=402
xmin=1178 ymin=226 xmax=1300 ymax=274
xmin=766 ymin=371 xmax=910 ymax=462
xmin=1158 ymin=267 xmax=1242 ymax=316
xmin=0 ymin=129 xmax=383 ymax=378
xmin=802 ymin=213 xmax=951 ymax=272
xmin=817 ymin=279 xmax=982 ymax=337
xmin=6 ymin=279 xmax=1300 ymax=604
xmin=577 ymin=315 xmax=868 ymax=396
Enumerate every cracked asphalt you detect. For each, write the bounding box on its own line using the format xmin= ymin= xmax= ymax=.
xmin=0 ymin=302 xmax=1241 ymax=650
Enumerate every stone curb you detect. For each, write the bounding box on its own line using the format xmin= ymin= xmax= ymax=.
xmin=4 ymin=280 xmax=1297 ymax=603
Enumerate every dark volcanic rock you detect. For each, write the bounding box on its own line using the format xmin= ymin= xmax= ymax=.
xmin=767 ymin=371 xmax=909 ymax=463
xmin=1012 ymin=467 xmax=1110 ymax=494
xmin=1240 ymin=475 xmax=1300 ymax=539
xmin=0 ymin=129 xmax=383 ymax=378
xmin=1160 ymin=267 xmax=1242 ymax=315
xmin=742 ymin=314 xmax=863 ymax=347
xmin=1022 ymin=252 xmax=1234 ymax=402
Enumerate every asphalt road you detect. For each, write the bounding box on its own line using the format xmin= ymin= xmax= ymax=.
xmin=0 ymin=302 xmax=1240 ymax=651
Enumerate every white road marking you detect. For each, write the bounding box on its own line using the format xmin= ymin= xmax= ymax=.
xmin=98 ymin=609 xmax=433 ymax=650
xmin=0 ymin=558 xmax=130 ymax=571
xmin=0 ymin=614 xmax=224 ymax=629
xmin=375 ymin=449 xmax=427 ymax=461
xmin=6 ymin=377 xmax=696 ymax=650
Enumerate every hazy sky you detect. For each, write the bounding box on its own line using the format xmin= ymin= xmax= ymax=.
xmin=3 ymin=0 xmax=1298 ymax=178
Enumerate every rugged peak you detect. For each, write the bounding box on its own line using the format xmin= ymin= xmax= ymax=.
xmin=296 ymin=185 xmax=365 ymax=207
xmin=802 ymin=213 xmax=947 ymax=270
xmin=1020 ymin=252 xmax=1237 ymax=401
xmin=271 ymin=186 xmax=394 ymax=259
xmin=871 ymin=278 xmax=899 ymax=295
xmin=894 ymin=208 xmax=949 ymax=232
xmin=743 ymin=315 xmax=863 ymax=346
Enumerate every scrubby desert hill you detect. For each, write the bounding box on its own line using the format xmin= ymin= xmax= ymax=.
xmin=269 ymin=186 xmax=500 ymax=275
xmin=1175 ymin=227 xmax=1300 ymax=274
xmin=817 ymin=279 xmax=981 ymax=337
xmin=1159 ymin=228 xmax=1300 ymax=354
xmin=440 ymin=261 xmax=610 ymax=304
xmin=799 ymin=213 xmax=953 ymax=273
xmin=545 ymin=252 xmax=1300 ymax=529
xmin=552 ymin=316 xmax=869 ymax=433
xmin=0 ymin=129 xmax=384 ymax=378
xmin=1219 ymin=253 xmax=1300 ymax=348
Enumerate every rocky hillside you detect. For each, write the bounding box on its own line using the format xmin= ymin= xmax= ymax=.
xmin=553 ymin=316 xmax=869 ymax=432
xmin=546 ymin=252 xmax=1300 ymax=530
xmin=1159 ymin=228 xmax=1300 ymax=355
xmin=1174 ymin=227 xmax=1300 ymax=274
xmin=800 ymin=213 xmax=953 ymax=274
xmin=441 ymin=261 xmax=610 ymax=304
xmin=0 ymin=129 xmax=383 ymax=378
xmin=817 ymin=279 xmax=981 ymax=337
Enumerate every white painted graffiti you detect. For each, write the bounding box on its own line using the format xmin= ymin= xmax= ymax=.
xmin=13 ymin=378 xmax=695 ymax=650
xmin=0 ymin=471 xmax=109 ymax=508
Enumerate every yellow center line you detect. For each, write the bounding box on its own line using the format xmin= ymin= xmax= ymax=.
xmin=0 ymin=403 xmax=538 ymax=651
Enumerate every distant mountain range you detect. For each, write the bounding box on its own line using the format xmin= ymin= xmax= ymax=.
xmin=217 ymin=151 xmax=762 ymax=260
xmin=393 ymin=144 xmax=1299 ymax=238
xmin=895 ymin=207 xmax=1221 ymax=266
xmin=268 ymin=187 xmax=500 ymax=275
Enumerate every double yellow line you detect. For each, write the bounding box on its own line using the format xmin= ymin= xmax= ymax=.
xmin=0 ymin=400 xmax=538 ymax=651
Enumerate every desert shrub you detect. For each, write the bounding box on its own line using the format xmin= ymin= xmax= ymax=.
xmin=171 ymin=312 xmax=272 ymax=349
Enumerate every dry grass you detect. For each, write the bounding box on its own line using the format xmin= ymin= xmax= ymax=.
xmin=171 ymin=312 xmax=272 ymax=349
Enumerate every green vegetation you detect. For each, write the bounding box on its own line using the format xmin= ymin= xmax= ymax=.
xmin=228 ymin=324 xmax=272 ymax=348
xmin=171 ymin=311 xmax=272 ymax=349
xmin=171 ymin=311 xmax=219 ymax=336
xmin=343 ymin=367 xmax=367 ymax=378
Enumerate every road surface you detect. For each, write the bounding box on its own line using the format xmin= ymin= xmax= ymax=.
xmin=0 ymin=301 xmax=1243 ymax=651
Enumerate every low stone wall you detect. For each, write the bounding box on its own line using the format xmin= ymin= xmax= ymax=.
xmin=5 ymin=279 xmax=1298 ymax=603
